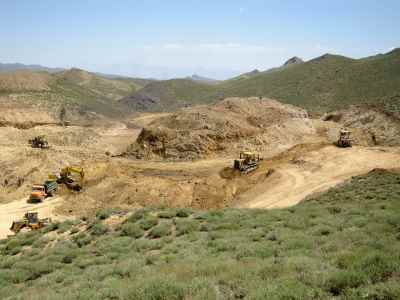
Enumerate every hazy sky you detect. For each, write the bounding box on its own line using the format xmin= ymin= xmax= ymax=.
xmin=1 ymin=0 xmax=399 ymax=79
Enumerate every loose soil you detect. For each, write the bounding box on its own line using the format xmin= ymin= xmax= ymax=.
xmin=1 ymin=98 xmax=400 ymax=239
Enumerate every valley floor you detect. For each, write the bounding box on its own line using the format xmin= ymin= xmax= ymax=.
xmin=1 ymin=112 xmax=400 ymax=238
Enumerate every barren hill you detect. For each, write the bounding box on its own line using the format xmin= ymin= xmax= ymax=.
xmin=0 ymin=70 xmax=52 ymax=91
xmin=126 ymin=97 xmax=317 ymax=160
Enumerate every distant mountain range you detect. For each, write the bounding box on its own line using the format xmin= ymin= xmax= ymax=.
xmin=0 ymin=62 xmax=64 ymax=74
xmin=122 ymin=48 xmax=400 ymax=115
xmin=1 ymin=48 xmax=399 ymax=119
xmin=186 ymin=74 xmax=220 ymax=84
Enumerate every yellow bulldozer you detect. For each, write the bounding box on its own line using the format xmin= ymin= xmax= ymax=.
xmin=10 ymin=212 xmax=52 ymax=234
xmin=233 ymin=151 xmax=261 ymax=174
xmin=49 ymin=166 xmax=84 ymax=191
xmin=336 ymin=128 xmax=352 ymax=148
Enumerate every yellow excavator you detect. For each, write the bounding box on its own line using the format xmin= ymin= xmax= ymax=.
xmin=50 ymin=166 xmax=85 ymax=191
xmin=234 ymin=151 xmax=262 ymax=174
xmin=10 ymin=212 xmax=52 ymax=234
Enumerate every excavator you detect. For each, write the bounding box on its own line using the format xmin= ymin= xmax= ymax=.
xmin=234 ymin=151 xmax=262 ymax=174
xmin=51 ymin=166 xmax=85 ymax=191
xmin=29 ymin=135 xmax=49 ymax=149
xmin=10 ymin=212 xmax=52 ymax=234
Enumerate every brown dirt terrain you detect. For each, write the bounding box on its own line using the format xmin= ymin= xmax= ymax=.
xmin=1 ymin=97 xmax=400 ymax=239
xmin=0 ymin=70 xmax=52 ymax=91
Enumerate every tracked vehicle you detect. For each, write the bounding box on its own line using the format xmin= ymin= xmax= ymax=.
xmin=29 ymin=135 xmax=49 ymax=149
xmin=337 ymin=128 xmax=352 ymax=147
xmin=234 ymin=151 xmax=261 ymax=174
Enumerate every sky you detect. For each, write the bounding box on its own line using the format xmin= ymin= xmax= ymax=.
xmin=1 ymin=0 xmax=399 ymax=79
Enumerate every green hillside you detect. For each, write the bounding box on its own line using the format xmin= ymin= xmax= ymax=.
xmin=123 ymin=49 xmax=400 ymax=114
xmin=0 ymin=69 xmax=150 ymax=118
xmin=219 ymin=49 xmax=400 ymax=114
xmin=1 ymin=169 xmax=399 ymax=299
xmin=121 ymin=79 xmax=219 ymax=111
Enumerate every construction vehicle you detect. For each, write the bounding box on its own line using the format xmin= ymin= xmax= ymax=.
xmin=10 ymin=212 xmax=52 ymax=234
xmin=337 ymin=128 xmax=352 ymax=148
xmin=234 ymin=151 xmax=261 ymax=174
xmin=28 ymin=180 xmax=58 ymax=203
xmin=29 ymin=135 xmax=49 ymax=149
xmin=52 ymin=166 xmax=84 ymax=191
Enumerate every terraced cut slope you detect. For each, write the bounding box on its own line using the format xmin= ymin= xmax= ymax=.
xmin=1 ymin=170 xmax=399 ymax=299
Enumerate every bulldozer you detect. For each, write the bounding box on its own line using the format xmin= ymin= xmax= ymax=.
xmin=234 ymin=151 xmax=261 ymax=174
xmin=51 ymin=166 xmax=84 ymax=191
xmin=29 ymin=135 xmax=49 ymax=149
xmin=336 ymin=128 xmax=352 ymax=148
xmin=10 ymin=212 xmax=52 ymax=234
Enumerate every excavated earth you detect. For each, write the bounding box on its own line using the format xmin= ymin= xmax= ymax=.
xmin=1 ymin=97 xmax=400 ymax=239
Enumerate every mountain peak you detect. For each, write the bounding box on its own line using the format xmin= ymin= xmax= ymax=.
xmin=283 ymin=57 xmax=304 ymax=66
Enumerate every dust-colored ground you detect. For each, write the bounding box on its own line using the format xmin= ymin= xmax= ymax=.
xmin=0 ymin=197 xmax=65 ymax=239
xmin=1 ymin=98 xmax=400 ymax=239
xmin=235 ymin=145 xmax=400 ymax=208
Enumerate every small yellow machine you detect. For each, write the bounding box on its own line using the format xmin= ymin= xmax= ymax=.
xmin=10 ymin=212 xmax=52 ymax=234
xmin=233 ymin=151 xmax=261 ymax=174
xmin=29 ymin=135 xmax=49 ymax=149
xmin=337 ymin=128 xmax=352 ymax=147
xmin=51 ymin=166 xmax=85 ymax=191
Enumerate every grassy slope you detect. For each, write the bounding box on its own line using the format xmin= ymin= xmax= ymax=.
xmin=1 ymin=169 xmax=400 ymax=299
xmin=0 ymin=69 xmax=150 ymax=118
xmin=219 ymin=50 xmax=400 ymax=113
xmin=122 ymin=79 xmax=220 ymax=111
xmin=124 ymin=49 xmax=400 ymax=114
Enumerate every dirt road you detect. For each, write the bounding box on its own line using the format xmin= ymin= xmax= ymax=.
xmin=0 ymin=197 xmax=64 ymax=239
xmin=237 ymin=146 xmax=400 ymax=208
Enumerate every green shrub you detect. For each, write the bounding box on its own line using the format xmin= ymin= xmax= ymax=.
xmin=121 ymin=223 xmax=144 ymax=238
xmin=128 ymin=277 xmax=185 ymax=300
xmin=326 ymin=270 xmax=366 ymax=295
xmin=357 ymin=253 xmax=397 ymax=283
xmin=90 ymin=222 xmax=108 ymax=236
xmin=70 ymin=227 xmax=79 ymax=234
xmin=149 ymin=224 xmax=172 ymax=239
xmin=96 ymin=208 xmax=112 ymax=220
xmin=127 ymin=209 xmax=150 ymax=223
xmin=158 ymin=210 xmax=176 ymax=219
xmin=175 ymin=219 xmax=199 ymax=236
xmin=72 ymin=233 xmax=92 ymax=247
xmin=176 ymin=208 xmax=192 ymax=218
xmin=32 ymin=236 xmax=50 ymax=249
xmin=139 ymin=216 xmax=159 ymax=230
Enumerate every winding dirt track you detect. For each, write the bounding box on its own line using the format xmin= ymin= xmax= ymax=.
xmin=236 ymin=145 xmax=400 ymax=208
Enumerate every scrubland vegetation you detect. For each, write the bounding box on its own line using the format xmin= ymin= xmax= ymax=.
xmin=1 ymin=169 xmax=399 ymax=299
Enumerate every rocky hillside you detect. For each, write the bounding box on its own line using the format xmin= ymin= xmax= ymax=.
xmin=126 ymin=97 xmax=316 ymax=160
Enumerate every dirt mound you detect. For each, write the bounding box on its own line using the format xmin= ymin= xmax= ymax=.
xmin=125 ymin=97 xmax=317 ymax=160
xmin=0 ymin=70 xmax=52 ymax=91
xmin=322 ymin=106 xmax=400 ymax=146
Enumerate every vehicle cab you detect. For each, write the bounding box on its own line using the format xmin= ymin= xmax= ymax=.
xmin=29 ymin=184 xmax=46 ymax=203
